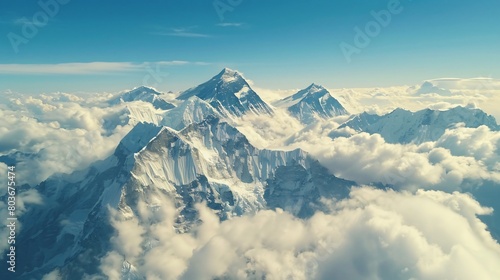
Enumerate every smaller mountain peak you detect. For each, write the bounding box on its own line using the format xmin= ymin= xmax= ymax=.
xmin=113 ymin=86 xmax=174 ymax=110
xmin=299 ymin=84 xmax=330 ymax=100
xmin=415 ymin=80 xmax=452 ymax=96
xmin=276 ymin=84 xmax=330 ymax=106
xmin=129 ymin=86 xmax=160 ymax=95
xmin=390 ymin=107 xmax=410 ymax=114
xmin=421 ymin=81 xmax=435 ymax=87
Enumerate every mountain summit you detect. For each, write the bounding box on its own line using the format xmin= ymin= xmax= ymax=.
xmin=177 ymin=68 xmax=273 ymax=116
xmin=109 ymin=86 xmax=175 ymax=110
xmin=276 ymin=83 xmax=349 ymax=124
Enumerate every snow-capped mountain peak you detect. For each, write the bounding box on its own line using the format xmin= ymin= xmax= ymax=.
xmin=305 ymin=83 xmax=324 ymax=92
xmin=217 ymin=67 xmax=242 ymax=83
xmin=275 ymin=83 xmax=349 ymax=124
xmin=177 ymin=68 xmax=273 ymax=116
xmin=118 ymin=86 xmax=162 ymax=101
xmin=109 ymin=86 xmax=175 ymax=110
xmin=279 ymin=83 xmax=327 ymax=105
xmin=129 ymin=85 xmax=160 ymax=95
xmin=412 ymin=80 xmax=453 ymax=96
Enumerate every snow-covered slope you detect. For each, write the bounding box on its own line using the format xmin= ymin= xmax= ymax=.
xmin=336 ymin=106 xmax=500 ymax=144
xmin=177 ymin=68 xmax=273 ymax=116
xmin=124 ymin=102 xmax=164 ymax=125
xmin=109 ymin=86 xmax=176 ymax=110
xmin=159 ymin=96 xmax=222 ymax=130
xmin=276 ymin=83 xmax=349 ymax=124
xmin=15 ymin=116 xmax=353 ymax=279
xmin=105 ymin=96 xmax=223 ymax=133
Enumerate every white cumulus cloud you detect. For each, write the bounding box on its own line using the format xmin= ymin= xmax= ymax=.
xmin=98 ymin=187 xmax=500 ymax=280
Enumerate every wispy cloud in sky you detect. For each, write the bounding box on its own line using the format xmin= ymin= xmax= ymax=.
xmin=153 ymin=26 xmax=211 ymax=38
xmin=216 ymin=22 xmax=243 ymax=27
xmin=0 ymin=61 xmax=210 ymax=75
xmin=1 ymin=1 xmax=498 ymax=92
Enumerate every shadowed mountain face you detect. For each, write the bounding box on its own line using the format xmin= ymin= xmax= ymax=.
xmin=177 ymin=68 xmax=273 ymax=117
xmin=14 ymin=116 xmax=354 ymax=279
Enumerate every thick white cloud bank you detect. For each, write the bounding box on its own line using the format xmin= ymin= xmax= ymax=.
xmin=0 ymin=91 xmax=134 ymax=186
xmin=0 ymin=91 xmax=133 ymax=254
xmin=285 ymin=121 xmax=500 ymax=191
xmin=92 ymin=187 xmax=500 ymax=280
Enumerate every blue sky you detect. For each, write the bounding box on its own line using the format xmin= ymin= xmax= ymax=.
xmin=0 ymin=0 xmax=499 ymax=93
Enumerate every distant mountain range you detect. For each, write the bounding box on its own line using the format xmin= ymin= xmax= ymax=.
xmin=335 ymin=106 xmax=499 ymax=144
